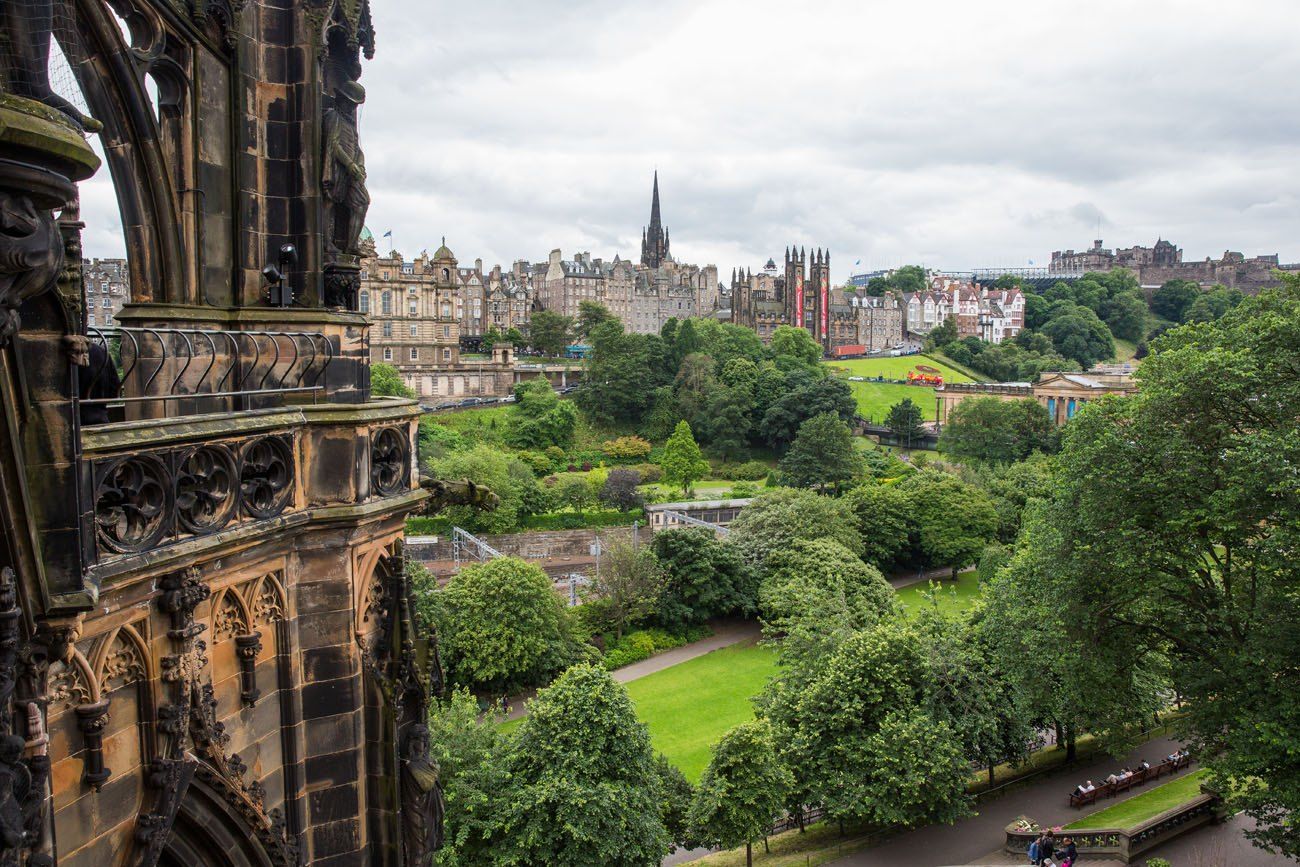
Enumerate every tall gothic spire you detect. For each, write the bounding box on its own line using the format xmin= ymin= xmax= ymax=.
xmin=641 ymin=171 xmax=670 ymax=268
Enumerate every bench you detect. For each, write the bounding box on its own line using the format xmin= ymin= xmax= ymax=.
xmin=1068 ymin=756 xmax=1193 ymax=807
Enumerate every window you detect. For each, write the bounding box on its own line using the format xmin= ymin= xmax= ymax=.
xmin=382 ymin=322 xmax=392 ymax=338
xmin=402 ymin=263 xmax=414 ymax=275
xmin=409 ymin=348 xmax=419 ymax=362
xmin=409 ymin=324 xmax=418 ymax=337
xmin=87 ymin=296 xmax=95 ymax=309
xmin=408 ymin=298 xmax=418 ymax=316
xmin=442 ymin=349 xmax=451 ymax=361
xmin=441 ymin=325 xmax=450 ymax=338
xmin=381 ymin=291 xmax=392 ymax=315
xmin=441 ymin=304 xmax=451 ymax=318
xmin=382 ymin=348 xmax=392 ymax=361
xmin=359 ymin=290 xmax=370 ymax=313
xmin=381 ymin=271 xmax=390 ymax=281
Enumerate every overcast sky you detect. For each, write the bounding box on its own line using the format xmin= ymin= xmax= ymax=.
xmin=81 ymin=0 xmax=1300 ymax=282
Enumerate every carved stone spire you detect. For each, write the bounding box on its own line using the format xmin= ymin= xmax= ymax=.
xmin=640 ymin=171 xmax=669 ymax=268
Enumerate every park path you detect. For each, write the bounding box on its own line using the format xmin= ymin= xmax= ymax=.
xmin=502 ymin=619 xmax=762 ymax=721
xmin=823 ymin=734 xmax=1287 ymax=867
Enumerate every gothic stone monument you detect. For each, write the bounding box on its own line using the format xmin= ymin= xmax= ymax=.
xmin=0 ymin=0 xmax=458 ymax=863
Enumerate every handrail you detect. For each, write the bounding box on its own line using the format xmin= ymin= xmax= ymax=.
xmin=82 ymin=326 xmax=333 ymax=418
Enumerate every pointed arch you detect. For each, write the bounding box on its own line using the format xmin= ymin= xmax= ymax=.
xmin=92 ymin=620 xmax=153 ymax=693
xmin=247 ymin=572 xmax=287 ymax=628
xmin=47 ymin=647 xmax=101 ymax=711
xmin=211 ymin=586 xmax=252 ymax=642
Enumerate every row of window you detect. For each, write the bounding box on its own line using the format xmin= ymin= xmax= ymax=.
xmin=358 ymin=290 xmax=456 ymax=319
xmin=381 ymin=347 xmax=454 ymax=362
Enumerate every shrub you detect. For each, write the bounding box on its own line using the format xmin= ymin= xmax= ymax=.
xmin=600 ymin=468 xmax=645 ymax=512
xmin=731 ymin=482 xmax=758 ymax=498
xmin=544 ymin=445 xmax=566 ymax=466
xmin=515 ymin=450 xmax=553 ymax=477
xmin=601 ymin=626 xmax=711 ymax=669
xmin=714 ymin=460 xmax=770 ymax=481
xmin=601 ymin=435 xmax=653 ymax=461
xmin=633 ymin=463 xmax=663 ymax=484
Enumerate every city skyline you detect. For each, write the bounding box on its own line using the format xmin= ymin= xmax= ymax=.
xmin=77 ymin=0 xmax=1300 ymax=280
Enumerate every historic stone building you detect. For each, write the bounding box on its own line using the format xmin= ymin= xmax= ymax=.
xmin=0 ymin=1 xmax=458 ymax=865
xmin=361 ymin=244 xmax=516 ymax=400
xmin=936 ymin=370 xmax=1137 ymax=425
xmin=83 ymin=258 xmax=129 ymax=329
xmin=1049 ymin=238 xmax=1298 ymax=293
xmin=538 ymin=175 xmax=720 ymax=335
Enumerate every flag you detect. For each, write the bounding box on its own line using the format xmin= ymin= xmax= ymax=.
xmin=854 ymin=259 xmax=861 ymax=266
xmin=383 ymin=230 xmax=393 ymax=238
xmin=1028 ymin=259 xmax=1034 ymax=265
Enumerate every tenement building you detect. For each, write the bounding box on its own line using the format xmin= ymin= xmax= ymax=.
xmin=83 ymin=257 xmax=129 ymax=329
xmin=537 ymin=174 xmax=720 ymax=334
xmin=1049 ymin=238 xmax=1299 ymax=293
xmin=902 ymin=277 xmax=1024 ymax=343
xmin=361 ymin=243 xmax=515 ymax=400
xmin=0 ymin=2 xmax=455 ymax=865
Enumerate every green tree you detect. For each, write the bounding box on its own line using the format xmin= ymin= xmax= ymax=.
xmin=651 ymin=528 xmax=758 ymax=629
xmin=1150 ymin=278 xmax=1201 ymax=322
xmin=493 ymin=665 xmax=670 ymax=865
xmin=779 ymin=412 xmax=861 ymax=492
xmin=1183 ymin=285 xmax=1245 ymax=323
xmin=529 ymin=309 xmax=574 ymax=357
xmin=939 ymin=396 xmax=1055 ymax=464
xmin=759 ymin=375 xmax=855 ymax=450
xmin=576 ymin=321 xmax=672 ymax=426
xmin=582 ymin=540 xmax=663 ymax=639
xmin=1040 ymin=301 xmax=1115 ymax=369
xmin=371 ymin=362 xmax=415 ymax=398
xmin=759 ymin=538 xmax=897 ymax=667
xmin=989 ymin=278 xmax=1300 ymax=856
xmin=425 ymin=689 xmax=508 ymax=863
xmin=431 ymin=557 xmax=584 ymax=693
xmin=576 ymin=300 xmax=616 ymax=339
xmin=674 ymin=352 xmax=717 ymax=429
xmin=557 ymin=475 xmax=597 ymax=513
xmin=842 ymin=482 xmax=912 ymax=571
xmin=671 ymin=317 xmax=703 ymax=367
xmin=660 ymin=420 xmax=710 ymax=495
xmin=898 ymin=470 xmax=998 ymax=577
xmin=885 ymin=397 xmax=925 ymax=442
xmin=504 ymin=326 xmax=525 ymax=347
xmin=768 ymin=324 xmax=822 ymax=368
xmin=704 ymin=386 xmax=752 ymax=462
xmin=656 ymin=754 xmax=698 ymax=853
xmin=766 ymin=621 xmax=971 ymax=829
xmin=925 ymin=317 xmax=959 ymax=350
xmin=727 ymin=488 xmax=862 ymax=574
xmin=689 ymin=720 xmax=791 ymax=867
xmin=505 ymin=377 xmax=578 ymax=450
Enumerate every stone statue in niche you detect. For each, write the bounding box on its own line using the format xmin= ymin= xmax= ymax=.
xmin=321 ymin=77 xmax=370 ymax=258
xmin=0 ymin=0 xmax=100 ymax=131
xmin=399 ymin=723 xmax=443 ymax=864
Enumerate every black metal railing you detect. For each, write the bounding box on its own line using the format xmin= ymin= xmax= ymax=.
xmin=81 ymin=326 xmax=332 ymax=421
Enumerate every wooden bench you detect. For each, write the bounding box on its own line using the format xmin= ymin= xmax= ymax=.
xmin=1068 ymin=756 xmax=1193 ymax=807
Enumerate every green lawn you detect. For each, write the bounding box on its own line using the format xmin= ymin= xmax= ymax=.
xmin=823 ymin=354 xmax=974 ymax=383
xmin=843 ymin=381 xmax=941 ymax=423
xmin=894 ymin=572 xmax=982 ymax=618
xmin=624 ymin=641 xmax=778 ymax=782
xmin=1065 ymin=769 xmax=1209 ymax=830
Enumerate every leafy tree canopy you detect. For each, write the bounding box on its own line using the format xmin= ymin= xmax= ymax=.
xmin=688 ymin=720 xmax=791 ymax=867
xmin=371 ymin=362 xmax=415 ymax=398
xmin=727 ymin=488 xmax=862 ymax=574
xmin=939 ymin=396 xmax=1056 ymax=464
xmin=529 ymin=309 xmax=574 ymax=357
xmin=780 ymin=412 xmax=861 ymax=492
xmin=660 ymin=420 xmax=710 ymax=495
xmin=651 ymin=528 xmax=758 ymax=630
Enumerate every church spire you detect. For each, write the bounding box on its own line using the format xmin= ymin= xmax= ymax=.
xmin=641 ymin=171 xmax=669 ymax=268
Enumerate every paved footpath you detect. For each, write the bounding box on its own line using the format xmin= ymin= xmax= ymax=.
xmin=827 ymin=736 xmax=1206 ymax=867
xmin=503 ymin=619 xmax=762 ymax=721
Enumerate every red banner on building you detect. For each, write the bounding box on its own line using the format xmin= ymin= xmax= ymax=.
xmin=820 ymin=273 xmax=829 ymax=340
xmin=795 ymin=272 xmax=804 ymax=328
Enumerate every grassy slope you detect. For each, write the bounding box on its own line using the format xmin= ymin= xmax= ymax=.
xmin=1065 ymin=769 xmax=1208 ymax=830
xmin=624 ymin=641 xmax=779 ymax=782
xmin=823 ymin=354 xmax=969 ymax=423
xmin=823 ymin=355 xmax=974 ymax=382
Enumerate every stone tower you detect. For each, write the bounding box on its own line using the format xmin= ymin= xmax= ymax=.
xmin=640 ymin=171 xmax=671 ymax=268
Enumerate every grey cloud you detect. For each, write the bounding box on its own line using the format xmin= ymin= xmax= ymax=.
xmin=78 ymin=0 xmax=1300 ymax=279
